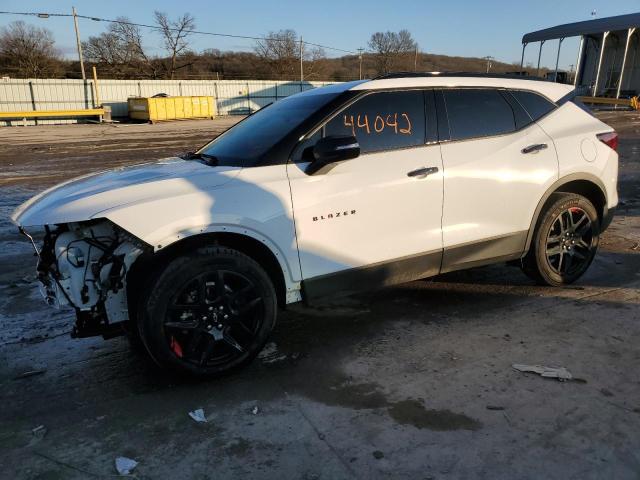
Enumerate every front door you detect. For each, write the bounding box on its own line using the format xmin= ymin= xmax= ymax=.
xmin=286 ymin=89 xmax=444 ymax=300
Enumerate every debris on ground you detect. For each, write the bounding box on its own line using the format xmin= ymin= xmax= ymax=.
xmin=188 ymin=408 xmax=207 ymax=423
xmin=258 ymin=342 xmax=289 ymax=364
xmin=115 ymin=456 xmax=138 ymax=476
xmin=13 ymin=369 xmax=46 ymax=380
xmin=251 ymin=406 xmax=259 ymax=415
xmin=486 ymin=405 xmax=505 ymax=411
xmin=373 ymin=450 xmax=384 ymax=459
xmin=512 ymin=364 xmax=573 ymax=381
xmin=31 ymin=425 xmax=47 ymax=440
xmin=600 ymin=388 xmax=614 ymax=397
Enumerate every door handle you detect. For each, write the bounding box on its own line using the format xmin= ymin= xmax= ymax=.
xmin=407 ymin=166 xmax=439 ymax=178
xmin=521 ymin=143 xmax=548 ymax=154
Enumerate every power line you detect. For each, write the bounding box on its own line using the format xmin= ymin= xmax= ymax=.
xmin=0 ymin=10 xmax=356 ymax=54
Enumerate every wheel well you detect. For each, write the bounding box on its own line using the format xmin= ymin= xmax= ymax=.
xmin=525 ymin=178 xmax=607 ymax=253
xmin=126 ymin=233 xmax=287 ymax=319
xmin=213 ymin=233 xmax=287 ymax=307
xmin=554 ymin=180 xmax=606 ymax=220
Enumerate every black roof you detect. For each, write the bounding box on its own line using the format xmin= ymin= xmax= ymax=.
xmin=373 ymin=71 xmax=546 ymax=81
xmin=523 ymin=12 xmax=640 ymax=43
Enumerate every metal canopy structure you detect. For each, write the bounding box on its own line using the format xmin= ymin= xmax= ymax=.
xmin=522 ymin=12 xmax=640 ymax=43
xmin=520 ymin=13 xmax=640 ymax=99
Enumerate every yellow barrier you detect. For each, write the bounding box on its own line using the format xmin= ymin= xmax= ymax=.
xmin=0 ymin=108 xmax=105 ymax=119
xmin=128 ymin=96 xmax=216 ymax=122
xmin=577 ymin=96 xmax=640 ymax=110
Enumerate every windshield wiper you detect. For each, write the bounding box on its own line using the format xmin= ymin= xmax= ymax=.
xmin=182 ymin=151 xmax=219 ymax=166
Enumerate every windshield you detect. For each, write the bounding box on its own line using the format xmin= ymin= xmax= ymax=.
xmin=199 ymin=91 xmax=341 ymax=167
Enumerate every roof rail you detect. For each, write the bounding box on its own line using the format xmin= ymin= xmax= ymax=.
xmin=372 ymin=71 xmax=547 ymax=81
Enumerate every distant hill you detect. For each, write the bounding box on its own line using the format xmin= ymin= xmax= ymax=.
xmin=3 ymin=49 xmax=550 ymax=81
xmin=170 ymin=50 xmax=549 ymax=82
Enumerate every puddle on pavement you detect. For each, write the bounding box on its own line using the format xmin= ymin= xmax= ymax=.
xmin=388 ymin=399 xmax=482 ymax=431
xmin=298 ymin=376 xmax=390 ymax=411
xmin=292 ymin=367 xmax=481 ymax=431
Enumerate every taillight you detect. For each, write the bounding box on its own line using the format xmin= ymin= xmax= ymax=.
xmin=597 ymin=132 xmax=618 ymax=152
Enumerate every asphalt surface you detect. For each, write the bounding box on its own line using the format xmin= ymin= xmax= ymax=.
xmin=0 ymin=114 xmax=639 ymax=479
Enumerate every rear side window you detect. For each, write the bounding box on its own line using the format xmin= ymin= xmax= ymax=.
xmin=443 ymin=89 xmax=516 ymax=141
xmin=511 ymin=90 xmax=556 ymax=120
xmin=324 ymin=90 xmax=426 ymax=154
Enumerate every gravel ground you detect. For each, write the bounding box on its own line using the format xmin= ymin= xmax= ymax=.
xmin=0 ymin=114 xmax=639 ymax=479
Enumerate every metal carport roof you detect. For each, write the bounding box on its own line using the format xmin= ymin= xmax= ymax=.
xmin=522 ymin=12 xmax=640 ymax=43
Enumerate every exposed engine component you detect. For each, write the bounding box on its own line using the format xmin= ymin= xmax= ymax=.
xmin=33 ymin=220 xmax=147 ymax=338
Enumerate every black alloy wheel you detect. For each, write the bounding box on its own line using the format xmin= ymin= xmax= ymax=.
xmin=544 ymin=206 xmax=595 ymax=276
xmin=165 ymin=269 xmax=264 ymax=368
xmin=523 ymin=193 xmax=600 ymax=286
xmin=138 ymin=247 xmax=277 ymax=378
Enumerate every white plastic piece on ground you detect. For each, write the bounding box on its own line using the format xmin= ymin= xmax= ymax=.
xmin=188 ymin=408 xmax=207 ymax=423
xmin=512 ymin=364 xmax=573 ymax=381
xmin=251 ymin=406 xmax=259 ymax=415
xmin=115 ymin=456 xmax=138 ymax=475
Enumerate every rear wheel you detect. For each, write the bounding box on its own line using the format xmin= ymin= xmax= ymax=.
xmin=138 ymin=246 xmax=277 ymax=378
xmin=523 ymin=193 xmax=600 ymax=286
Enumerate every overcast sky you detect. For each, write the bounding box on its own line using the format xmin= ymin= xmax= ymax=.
xmin=1 ymin=0 xmax=638 ymax=70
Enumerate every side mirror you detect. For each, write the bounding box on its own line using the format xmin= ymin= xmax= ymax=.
xmin=306 ymin=135 xmax=360 ymax=175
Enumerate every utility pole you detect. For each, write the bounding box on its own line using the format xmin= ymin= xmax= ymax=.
xmin=72 ymin=7 xmax=86 ymax=80
xmin=299 ymin=35 xmax=304 ymax=83
xmin=357 ymin=48 xmax=364 ymax=80
xmin=484 ymin=56 xmax=494 ymax=73
xmin=568 ymin=64 xmax=574 ymax=83
xmin=414 ymin=46 xmax=419 ymax=72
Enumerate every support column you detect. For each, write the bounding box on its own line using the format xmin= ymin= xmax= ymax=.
xmin=616 ymin=28 xmax=636 ymax=99
xmin=520 ymin=43 xmax=527 ymax=69
xmin=554 ymin=38 xmax=564 ymax=81
xmin=536 ymin=40 xmax=545 ymax=76
xmin=573 ymin=36 xmax=585 ymax=86
xmin=593 ymin=31 xmax=610 ymax=97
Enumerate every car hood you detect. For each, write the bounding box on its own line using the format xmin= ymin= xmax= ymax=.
xmin=12 ymin=157 xmax=242 ymax=227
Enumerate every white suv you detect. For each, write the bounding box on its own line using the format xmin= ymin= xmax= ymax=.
xmin=12 ymin=73 xmax=619 ymax=377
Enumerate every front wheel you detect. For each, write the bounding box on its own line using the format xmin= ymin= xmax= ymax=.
xmin=138 ymin=246 xmax=277 ymax=378
xmin=522 ymin=193 xmax=600 ymax=286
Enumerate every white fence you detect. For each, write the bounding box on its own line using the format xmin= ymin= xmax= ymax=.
xmin=0 ymin=78 xmax=335 ymax=126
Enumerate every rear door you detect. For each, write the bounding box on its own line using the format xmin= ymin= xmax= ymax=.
xmin=438 ymin=88 xmax=558 ymax=271
xmin=287 ymin=89 xmax=444 ymax=299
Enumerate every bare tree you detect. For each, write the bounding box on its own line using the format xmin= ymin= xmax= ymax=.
xmin=368 ymin=29 xmax=417 ymax=74
xmin=0 ymin=21 xmax=60 ymax=77
xmin=154 ymin=11 xmax=195 ymax=79
xmin=83 ymin=17 xmax=160 ymax=78
xmin=255 ymin=29 xmax=299 ymax=78
xmin=302 ymin=46 xmax=327 ymax=80
xmin=255 ymin=30 xmax=326 ymax=79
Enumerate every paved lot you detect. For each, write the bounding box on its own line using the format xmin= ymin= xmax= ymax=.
xmin=0 ymin=114 xmax=639 ymax=479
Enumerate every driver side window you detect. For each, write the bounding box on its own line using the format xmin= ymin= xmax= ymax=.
xmin=324 ymin=90 xmax=426 ymax=154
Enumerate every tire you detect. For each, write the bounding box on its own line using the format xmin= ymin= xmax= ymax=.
xmin=137 ymin=246 xmax=277 ymax=378
xmin=522 ymin=193 xmax=600 ymax=286
xmin=125 ymin=322 xmax=146 ymax=353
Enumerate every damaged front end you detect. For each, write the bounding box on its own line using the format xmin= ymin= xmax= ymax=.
xmin=23 ymin=220 xmax=148 ymax=339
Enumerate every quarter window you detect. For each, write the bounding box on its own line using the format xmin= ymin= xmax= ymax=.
xmin=510 ymin=90 xmax=556 ymax=121
xmin=443 ymin=89 xmax=516 ymax=141
xmin=324 ymin=91 xmax=426 ymax=154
